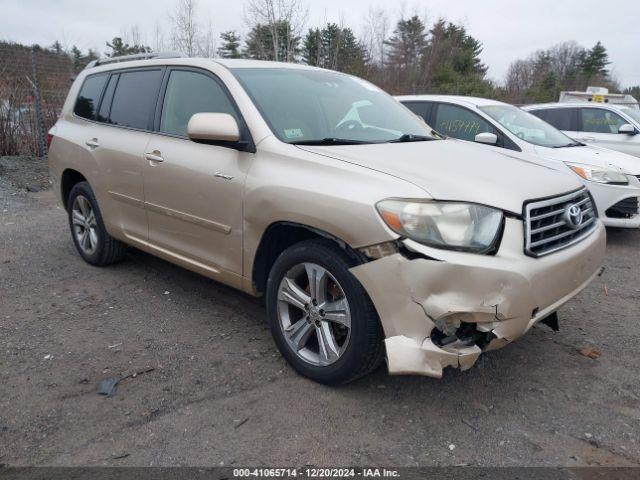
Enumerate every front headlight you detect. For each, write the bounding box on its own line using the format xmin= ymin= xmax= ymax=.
xmin=565 ymin=162 xmax=628 ymax=185
xmin=376 ymin=199 xmax=504 ymax=253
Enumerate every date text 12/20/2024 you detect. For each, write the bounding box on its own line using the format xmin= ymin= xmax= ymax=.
xmin=233 ymin=468 xmax=400 ymax=478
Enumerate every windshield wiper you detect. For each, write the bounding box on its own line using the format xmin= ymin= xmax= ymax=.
xmin=386 ymin=133 xmax=435 ymax=143
xmin=291 ymin=137 xmax=372 ymax=146
xmin=552 ymin=141 xmax=583 ymax=148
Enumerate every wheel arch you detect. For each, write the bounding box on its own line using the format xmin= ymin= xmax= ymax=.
xmin=61 ymin=169 xmax=88 ymax=210
xmin=251 ymin=221 xmax=367 ymax=295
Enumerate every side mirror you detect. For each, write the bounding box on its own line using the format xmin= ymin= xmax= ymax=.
xmin=475 ymin=132 xmax=498 ymax=145
xmin=618 ymin=123 xmax=637 ymax=135
xmin=188 ymin=113 xmax=240 ymax=143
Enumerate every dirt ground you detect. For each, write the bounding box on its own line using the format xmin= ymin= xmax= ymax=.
xmin=1 ymin=156 xmax=640 ymax=467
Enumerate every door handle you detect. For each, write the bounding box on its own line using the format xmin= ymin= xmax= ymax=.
xmin=85 ymin=138 xmax=99 ymax=148
xmin=582 ymin=136 xmax=596 ymax=142
xmin=144 ymin=151 xmax=164 ymax=163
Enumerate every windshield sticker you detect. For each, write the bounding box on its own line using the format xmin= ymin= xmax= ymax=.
xmin=284 ymin=128 xmax=304 ymax=139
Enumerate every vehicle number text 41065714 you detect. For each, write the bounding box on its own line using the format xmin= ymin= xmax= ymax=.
xmin=233 ymin=468 xmax=401 ymax=478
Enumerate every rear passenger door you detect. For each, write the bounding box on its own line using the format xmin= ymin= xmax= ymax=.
xmin=90 ymin=68 xmax=164 ymax=242
xmin=529 ymin=107 xmax=578 ymax=139
xmin=401 ymin=101 xmax=434 ymax=125
xmin=142 ymin=68 xmax=251 ymax=283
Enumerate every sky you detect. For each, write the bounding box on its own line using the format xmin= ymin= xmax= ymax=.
xmin=1 ymin=0 xmax=638 ymax=88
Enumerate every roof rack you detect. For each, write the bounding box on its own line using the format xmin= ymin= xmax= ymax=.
xmin=85 ymin=52 xmax=184 ymax=69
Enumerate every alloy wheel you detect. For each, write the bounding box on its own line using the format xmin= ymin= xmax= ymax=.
xmin=277 ymin=262 xmax=351 ymax=366
xmin=71 ymin=195 xmax=98 ymax=255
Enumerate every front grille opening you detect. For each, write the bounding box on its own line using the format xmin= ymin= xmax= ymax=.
xmin=525 ymin=189 xmax=597 ymax=257
xmin=605 ymin=197 xmax=640 ymax=219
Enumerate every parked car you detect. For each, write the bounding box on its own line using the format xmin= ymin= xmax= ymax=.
xmin=524 ymin=101 xmax=640 ymax=158
xmin=48 ymin=54 xmax=605 ymax=384
xmin=399 ymin=95 xmax=640 ymax=228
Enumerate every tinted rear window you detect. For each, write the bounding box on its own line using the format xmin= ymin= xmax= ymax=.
xmin=402 ymin=101 xmax=433 ymax=123
xmin=530 ymin=108 xmax=577 ymax=131
xmin=74 ymin=74 xmax=108 ymax=120
xmin=109 ymin=70 xmax=163 ymax=130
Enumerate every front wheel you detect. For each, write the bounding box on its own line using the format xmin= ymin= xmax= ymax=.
xmin=265 ymin=239 xmax=384 ymax=385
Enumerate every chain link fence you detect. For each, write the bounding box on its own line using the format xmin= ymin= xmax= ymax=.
xmin=0 ymin=43 xmax=76 ymax=158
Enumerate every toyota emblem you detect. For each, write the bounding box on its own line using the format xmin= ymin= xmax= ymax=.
xmin=564 ymin=204 xmax=583 ymax=229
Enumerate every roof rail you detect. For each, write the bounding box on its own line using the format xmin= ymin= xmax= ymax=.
xmin=85 ymin=51 xmax=184 ymax=69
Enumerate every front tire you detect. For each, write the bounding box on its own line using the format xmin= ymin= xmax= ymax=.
xmin=67 ymin=182 xmax=127 ymax=266
xmin=266 ymin=239 xmax=384 ymax=385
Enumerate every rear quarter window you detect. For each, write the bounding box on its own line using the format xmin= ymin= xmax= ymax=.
xmin=530 ymin=108 xmax=577 ymax=131
xmin=74 ymin=74 xmax=108 ymax=120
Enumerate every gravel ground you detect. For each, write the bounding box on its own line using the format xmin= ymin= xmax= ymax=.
xmin=1 ymin=156 xmax=640 ymax=467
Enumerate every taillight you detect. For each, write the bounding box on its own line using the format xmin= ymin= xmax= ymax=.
xmin=46 ymin=133 xmax=54 ymax=150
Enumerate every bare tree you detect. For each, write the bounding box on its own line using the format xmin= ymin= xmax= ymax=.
xmin=362 ymin=6 xmax=389 ymax=66
xmin=153 ymin=22 xmax=167 ymax=52
xmin=170 ymin=0 xmax=200 ymax=56
xmin=199 ymin=17 xmax=217 ymax=58
xmin=124 ymin=25 xmax=143 ymax=48
xmin=244 ymin=0 xmax=308 ymax=62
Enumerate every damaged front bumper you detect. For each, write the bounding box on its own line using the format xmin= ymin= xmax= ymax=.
xmin=350 ymin=218 xmax=606 ymax=378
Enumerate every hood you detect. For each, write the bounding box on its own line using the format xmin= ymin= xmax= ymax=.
xmin=297 ymin=139 xmax=582 ymax=214
xmin=534 ymin=144 xmax=640 ymax=175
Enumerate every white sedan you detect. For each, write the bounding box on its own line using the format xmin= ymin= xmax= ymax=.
xmin=398 ymin=95 xmax=640 ymax=228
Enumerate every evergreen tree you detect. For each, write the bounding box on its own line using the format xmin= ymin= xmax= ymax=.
xmin=384 ymin=16 xmax=426 ymax=71
xmin=422 ymin=20 xmax=492 ymax=96
xmin=49 ymin=41 xmax=64 ymax=55
xmin=244 ymin=21 xmax=300 ymax=61
xmin=105 ymin=37 xmax=151 ymax=57
xmin=217 ymin=31 xmax=242 ymax=58
xmin=579 ymin=41 xmax=610 ymax=78
xmin=443 ymin=23 xmax=487 ymax=76
xmin=383 ymin=16 xmax=427 ymax=93
xmin=302 ymin=24 xmax=367 ymax=74
xmin=70 ymin=45 xmax=83 ymax=70
xmin=69 ymin=46 xmax=99 ymax=71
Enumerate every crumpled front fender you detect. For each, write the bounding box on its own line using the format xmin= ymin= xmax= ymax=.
xmin=349 ymin=218 xmax=606 ymax=378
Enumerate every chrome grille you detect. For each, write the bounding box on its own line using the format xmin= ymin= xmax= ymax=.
xmin=524 ymin=188 xmax=597 ymax=257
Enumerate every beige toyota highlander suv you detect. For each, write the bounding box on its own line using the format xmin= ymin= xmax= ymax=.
xmin=48 ymin=53 xmax=606 ymax=384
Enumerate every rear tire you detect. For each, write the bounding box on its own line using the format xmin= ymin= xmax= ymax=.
xmin=67 ymin=181 xmax=127 ymax=266
xmin=266 ymin=239 xmax=384 ymax=385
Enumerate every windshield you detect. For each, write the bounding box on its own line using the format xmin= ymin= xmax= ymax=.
xmin=480 ymin=104 xmax=576 ymax=148
xmin=621 ymin=107 xmax=640 ymax=125
xmin=232 ymin=68 xmax=436 ymax=144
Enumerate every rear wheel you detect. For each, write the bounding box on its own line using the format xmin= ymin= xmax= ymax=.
xmin=67 ymin=182 xmax=127 ymax=266
xmin=266 ymin=239 xmax=384 ymax=384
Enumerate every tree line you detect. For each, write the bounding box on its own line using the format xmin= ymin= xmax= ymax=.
xmin=22 ymin=0 xmax=640 ymax=104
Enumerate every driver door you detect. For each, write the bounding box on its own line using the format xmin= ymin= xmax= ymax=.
xmin=576 ymin=107 xmax=638 ymax=155
xmin=143 ymin=68 xmax=252 ymax=284
xmin=432 ymin=103 xmax=501 ymax=145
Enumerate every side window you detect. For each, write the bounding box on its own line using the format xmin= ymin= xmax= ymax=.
xmin=580 ymin=108 xmax=627 ymax=134
xmin=74 ymin=74 xmax=108 ymax=120
xmin=160 ymin=70 xmax=238 ymax=137
xmin=109 ymin=69 xmax=163 ymax=130
xmin=97 ymin=74 xmax=118 ymax=123
xmin=434 ymin=103 xmax=496 ymax=141
xmin=402 ymin=101 xmax=433 ymax=123
xmin=530 ymin=108 xmax=577 ymax=131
